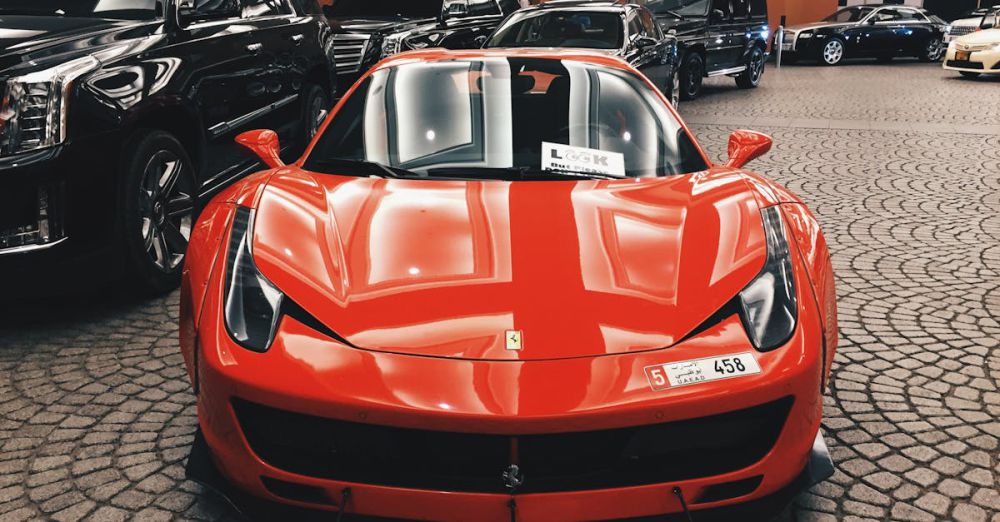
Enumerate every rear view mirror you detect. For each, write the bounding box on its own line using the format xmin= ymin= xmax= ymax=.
xmin=236 ymin=129 xmax=285 ymax=168
xmin=725 ymin=130 xmax=772 ymax=169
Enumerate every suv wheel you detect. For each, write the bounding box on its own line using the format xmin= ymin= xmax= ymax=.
xmin=120 ymin=130 xmax=196 ymax=295
xmin=736 ymin=46 xmax=766 ymax=89
xmin=920 ymin=39 xmax=945 ymax=62
xmin=679 ymin=52 xmax=704 ymax=101
xmin=821 ymin=39 xmax=845 ymax=66
xmin=301 ymin=83 xmax=329 ymax=141
xmin=668 ymin=69 xmax=681 ymax=108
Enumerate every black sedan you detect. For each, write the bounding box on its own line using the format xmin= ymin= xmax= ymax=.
xmin=484 ymin=1 xmax=680 ymax=107
xmin=779 ymin=5 xmax=947 ymax=66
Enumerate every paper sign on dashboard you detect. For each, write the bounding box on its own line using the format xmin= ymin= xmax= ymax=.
xmin=542 ymin=142 xmax=626 ymax=177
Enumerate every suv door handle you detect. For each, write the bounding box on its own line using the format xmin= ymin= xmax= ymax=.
xmin=291 ymin=34 xmax=305 ymax=45
xmin=246 ymin=43 xmax=263 ymax=54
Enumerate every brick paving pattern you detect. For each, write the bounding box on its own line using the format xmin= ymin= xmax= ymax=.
xmin=0 ymin=61 xmax=998 ymax=521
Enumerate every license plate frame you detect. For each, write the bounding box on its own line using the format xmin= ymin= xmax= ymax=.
xmin=643 ymin=353 xmax=762 ymax=391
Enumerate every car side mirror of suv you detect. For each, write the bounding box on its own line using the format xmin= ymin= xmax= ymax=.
xmin=635 ymin=36 xmax=658 ymax=49
xmin=725 ymin=130 xmax=772 ymax=169
xmin=236 ymin=130 xmax=285 ymax=168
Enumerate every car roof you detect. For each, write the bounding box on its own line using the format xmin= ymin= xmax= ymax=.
xmin=371 ymin=48 xmax=635 ymax=73
xmin=519 ymin=0 xmax=638 ymax=13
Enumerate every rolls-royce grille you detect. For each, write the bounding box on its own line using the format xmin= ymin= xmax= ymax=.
xmin=332 ymin=34 xmax=370 ymax=74
xmin=234 ymin=397 xmax=793 ymax=494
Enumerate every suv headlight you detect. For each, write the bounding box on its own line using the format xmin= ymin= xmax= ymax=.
xmin=381 ymin=34 xmax=405 ymax=57
xmin=798 ymin=31 xmax=813 ymax=39
xmin=0 ymin=56 xmax=98 ymax=156
xmin=737 ymin=207 xmax=798 ymax=352
xmin=224 ymin=207 xmax=284 ymax=352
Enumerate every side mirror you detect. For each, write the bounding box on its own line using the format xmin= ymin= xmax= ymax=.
xmin=865 ymin=17 xmax=877 ymax=25
xmin=165 ymin=0 xmax=197 ymax=32
xmin=725 ymin=130 xmax=772 ymax=169
xmin=635 ymin=36 xmax=658 ymax=49
xmin=709 ymin=9 xmax=726 ymax=23
xmin=236 ymin=129 xmax=285 ymax=168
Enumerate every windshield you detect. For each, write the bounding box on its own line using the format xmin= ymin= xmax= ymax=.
xmin=0 ymin=0 xmax=159 ymax=19
xmin=823 ymin=7 xmax=874 ymax=23
xmin=305 ymin=58 xmax=707 ymax=180
xmin=442 ymin=0 xmax=501 ymax=19
xmin=487 ymin=11 xmax=624 ymax=50
xmin=322 ymin=0 xmax=439 ymax=19
xmin=645 ymin=0 xmax=709 ymax=18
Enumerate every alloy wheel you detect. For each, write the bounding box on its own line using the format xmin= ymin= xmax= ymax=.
xmin=671 ymin=71 xmax=681 ymax=108
xmin=749 ymin=49 xmax=765 ymax=83
xmin=686 ymin=60 xmax=703 ymax=98
xmin=138 ymin=150 xmax=194 ymax=272
xmin=307 ymin=93 xmax=328 ymax=139
xmin=926 ymin=40 xmax=945 ymax=61
xmin=823 ymin=40 xmax=844 ymax=65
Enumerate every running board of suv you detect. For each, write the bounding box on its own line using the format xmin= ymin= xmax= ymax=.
xmin=708 ymin=65 xmax=748 ymax=77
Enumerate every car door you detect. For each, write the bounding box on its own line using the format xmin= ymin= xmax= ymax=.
xmin=897 ymin=9 xmax=935 ymax=54
xmin=168 ymin=0 xmax=272 ymax=190
xmin=706 ymin=0 xmax=742 ymax=70
xmin=236 ymin=0 xmax=307 ymax=145
xmin=865 ymin=8 xmax=906 ymax=54
xmin=626 ymin=8 xmax=670 ymax=88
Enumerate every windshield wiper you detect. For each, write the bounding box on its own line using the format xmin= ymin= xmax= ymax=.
xmin=425 ymin=166 xmax=626 ymax=181
xmin=658 ymin=9 xmax=684 ymax=19
xmin=310 ymin=159 xmax=417 ymax=179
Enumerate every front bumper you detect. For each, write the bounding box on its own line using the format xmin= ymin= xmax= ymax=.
xmin=187 ymin=255 xmax=831 ymax=520
xmin=943 ymin=45 xmax=1000 ymax=73
xmin=0 ymin=134 xmax=123 ymax=293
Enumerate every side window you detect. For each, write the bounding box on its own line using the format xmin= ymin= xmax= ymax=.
xmin=628 ymin=12 xmax=645 ymax=39
xmin=732 ymin=0 xmax=749 ymax=19
xmin=897 ymin=9 xmax=922 ymax=22
xmin=242 ymin=0 xmax=290 ymax=17
xmin=496 ymin=0 xmax=521 ymax=15
xmin=639 ymin=9 xmax=660 ymax=38
xmin=873 ymin=9 xmax=903 ymax=23
xmin=710 ymin=0 xmax=731 ymax=20
xmin=192 ymin=0 xmax=239 ymax=17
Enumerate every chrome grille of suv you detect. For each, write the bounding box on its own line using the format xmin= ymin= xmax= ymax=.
xmin=332 ymin=34 xmax=371 ymax=74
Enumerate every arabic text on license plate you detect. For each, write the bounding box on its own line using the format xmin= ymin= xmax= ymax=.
xmin=955 ymin=50 xmax=971 ymax=61
xmin=644 ymin=353 xmax=762 ymax=391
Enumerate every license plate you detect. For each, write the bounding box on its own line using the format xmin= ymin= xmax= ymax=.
xmin=644 ymin=353 xmax=762 ymax=390
xmin=956 ymin=50 xmax=971 ymax=61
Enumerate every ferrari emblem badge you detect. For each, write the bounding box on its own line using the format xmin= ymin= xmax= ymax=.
xmin=505 ymin=330 xmax=523 ymax=351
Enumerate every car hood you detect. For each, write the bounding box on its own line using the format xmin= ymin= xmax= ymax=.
xmin=0 ymin=15 xmax=152 ymax=72
xmin=251 ymin=169 xmax=768 ymax=361
xmin=955 ymin=28 xmax=1000 ymax=44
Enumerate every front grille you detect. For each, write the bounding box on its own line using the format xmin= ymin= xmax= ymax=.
xmin=948 ymin=26 xmax=978 ymax=38
xmin=947 ymin=60 xmax=984 ymax=69
xmin=0 ymin=182 xmax=65 ymax=251
xmin=234 ymin=397 xmax=793 ymax=494
xmin=332 ymin=34 xmax=371 ymax=74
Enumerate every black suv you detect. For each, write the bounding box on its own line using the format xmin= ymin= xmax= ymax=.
xmin=324 ymin=0 xmax=522 ymax=89
xmin=0 ymin=0 xmax=336 ymax=295
xmin=645 ymin=0 xmax=769 ymax=99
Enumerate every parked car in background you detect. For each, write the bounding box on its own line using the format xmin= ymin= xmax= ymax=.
xmin=324 ymin=0 xmax=522 ymax=90
xmin=779 ymin=5 xmax=948 ymax=66
xmin=484 ymin=1 xmax=681 ymax=107
xmin=0 ymin=0 xmax=336 ymax=295
xmin=945 ymin=7 xmax=1000 ymax=44
xmin=643 ymin=0 xmax=769 ymax=100
xmin=944 ymin=27 xmax=1000 ymax=78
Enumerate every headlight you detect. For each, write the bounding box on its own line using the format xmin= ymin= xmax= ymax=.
xmin=737 ymin=207 xmax=798 ymax=352
xmin=224 ymin=207 xmax=284 ymax=352
xmin=404 ymin=32 xmax=444 ymax=49
xmin=0 ymin=56 xmax=98 ymax=156
xmin=798 ymin=31 xmax=813 ymax=39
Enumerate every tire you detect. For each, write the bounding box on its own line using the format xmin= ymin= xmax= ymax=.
xmin=119 ymin=130 xmax=197 ymax=295
xmin=919 ymin=38 xmax=945 ymax=62
xmin=736 ymin=46 xmax=766 ymax=89
xmin=679 ymin=52 xmax=705 ymax=101
xmin=290 ymin=83 xmax=329 ymax=158
xmin=667 ymin=68 xmax=681 ymax=109
xmin=959 ymin=71 xmax=981 ymax=79
xmin=820 ymin=38 xmax=845 ymax=66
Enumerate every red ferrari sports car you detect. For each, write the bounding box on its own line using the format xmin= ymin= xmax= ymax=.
xmin=180 ymin=48 xmax=839 ymax=521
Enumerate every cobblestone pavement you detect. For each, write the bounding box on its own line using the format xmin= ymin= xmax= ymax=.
xmin=1 ymin=62 xmax=998 ymax=522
